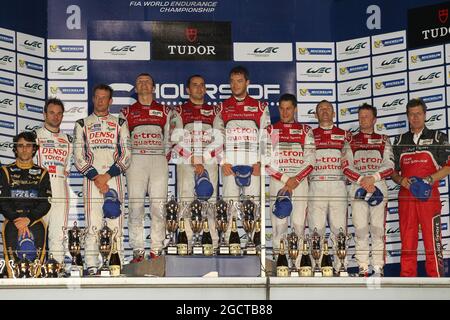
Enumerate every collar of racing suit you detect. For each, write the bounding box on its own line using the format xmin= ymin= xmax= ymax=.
xmin=319 ymin=124 xmax=334 ymax=130
xmin=15 ymin=161 xmax=34 ymax=170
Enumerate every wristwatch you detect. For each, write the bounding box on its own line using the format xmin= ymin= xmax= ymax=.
xmin=424 ymin=176 xmax=434 ymax=184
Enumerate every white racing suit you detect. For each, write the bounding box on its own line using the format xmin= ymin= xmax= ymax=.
xmin=308 ymin=125 xmax=351 ymax=270
xmin=342 ymin=132 xmax=394 ymax=271
xmin=172 ymin=101 xmax=219 ymax=248
xmin=120 ymin=101 xmax=174 ymax=254
xmin=213 ymin=95 xmax=270 ymax=239
xmin=35 ymin=127 xmax=72 ymax=263
xmin=264 ymin=121 xmax=315 ymax=254
xmin=73 ymin=113 xmax=131 ymax=268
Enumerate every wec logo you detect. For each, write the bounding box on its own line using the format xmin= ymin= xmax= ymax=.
xmin=253 ymin=47 xmax=279 ymax=54
xmin=382 ymin=98 xmax=405 ymax=108
xmin=24 ymin=40 xmax=42 ymax=48
xmin=0 ymin=55 xmax=13 ymax=62
xmin=381 ymin=57 xmax=403 ymax=66
xmin=418 ymin=72 xmax=441 ymax=81
xmin=307 ymin=67 xmax=331 ymax=74
xmin=346 ymin=84 xmax=367 ymax=92
xmin=0 ymin=98 xmax=13 ymax=105
xmin=426 ymin=114 xmax=443 ymax=122
xmin=24 ymin=82 xmax=43 ymax=90
xmin=111 ymin=46 xmax=136 ymax=52
xmin=345 ymin=42 xmax=367 ymax=51
xmin=57 ymin=65 xmax=83 ymax=72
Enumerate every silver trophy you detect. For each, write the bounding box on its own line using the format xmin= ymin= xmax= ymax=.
xmin=0 ymin=259 xmax=6 ymax=278
xmin=215 ymin=198 xmax=232 ymax=255
xmin=334 ymin=228 xmax=352 ymax=277
xmin=188 ymin=199 xmax=208 ymax=255
xmin=310 ymin=228 xmax=322 ymax=277
xmin=161 ymin=196 xmax=182 ymax=255
xmin=235 ymin=198 xmax=260 ymax=255
xmin=63 ymin=221 xmax=86 ymax=277
xmin=287 ymin=230 xmax=300 ymax=277
xmin=93 ymin=222 xmax=117 ymax=277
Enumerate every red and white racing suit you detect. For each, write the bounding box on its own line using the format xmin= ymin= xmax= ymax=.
xmin=308 ymin=125 xmax=351 ymax=269
xmin=342 ymin=132 xmax=394 ymax=271
xmin=265 ymin=121 xmax=315 ymax=253
xmin=213 ymin=95 xmax=270 ymax=237
xmin=74 ymin=113 xmax=131 ymax=268
xmin=393 ymin=127 xmax=450 ymax=277
xmin=120 ymin=101 xmax=174 ymax=253
xmin=172 ymin=101 xmax=219 ymax=247
xmin=35 ymin=127 xmax=72 ymax=263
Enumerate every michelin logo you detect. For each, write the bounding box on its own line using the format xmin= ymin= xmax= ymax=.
xmin=19 ymin=102 xmax=43 ymax=114
xmin=49 ymin=45 xmax=84 ymax=53
xmin=0 ymin=34 xmax=13 ymax=44
xmin=339 ymin=64 xmax=369 ymax=75
xmin=421 ymin=94 xmax=443 ymax=104
xmin=19 ymin=59 xmax=43 ymax=72
xmin=298 ymin=47 xmax=332 ymax=56
xmin=0 ymin=77 xmax=14 ymax=86
xmin=50 ymin=86 xmax=85 ymax=95
xmin=411 ymin=52 xmax=441 ymax=63
xmin=375 ymin=79 xmax=405 ymax=89
xmin=376 ymin=120 xmax=407 ymax=130
xmin=0 ymin=120 xmax=14 ymax=129
xmin=299 ymin=89 xmax=333 ymax=96
xmin=374 ymin=37 xmax=404 ymax=48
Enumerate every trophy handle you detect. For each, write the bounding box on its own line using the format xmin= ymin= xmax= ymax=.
xmin=179 ymin=201 xmax=190 ymax=220
xmin=233 ymin=201 xmax=243 ymax=220
xmin=8 ymin=260 xmax=16 ymax=279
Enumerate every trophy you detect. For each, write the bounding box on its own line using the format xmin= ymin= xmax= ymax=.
xmin=16 ymin=253 xmax=32 ymax=278
xmin=215 ymin=198 xmax=232 ymax=255
xmin=189 ymin=199 xmax=207 ymax=255
xmin=162 ymin=196 xmax=181 ymax=255
xmin=334 ymin=228 xmax=352 ymax=277
xmin=287 ymin=230 xmax=300 ymax=277
xmin=42 ymin=253 xmax=63 ymax=278
xmin=64 ymin=221 xmax=86 ymax=277
xmin=310 ymin=228 xmax=322 ymax=277
xmin=235 ymin=198 xmax=259 ymax=255
xmin=94 ymin=221 xmax=116 ymax=277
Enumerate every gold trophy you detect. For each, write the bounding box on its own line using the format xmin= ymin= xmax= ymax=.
xmin=287 ymin=230 xmax=300 ymax=277
xmin=63 ymin=221 xmax=86 ymax=277
xmin=334 ymin=227 xmax=351 ymax=277
xmin=310 ymin=228 xmax=322 ymax=277
xmin=235 ymin=198 xmax=259 ymax=255
xmin=162 ymin=196 xmax=181 ymax=255
xmin=94 ymin=221 xmax=117 ymax=277
xmin=215 ymin=198 xmax=232 ymax=255
xmin=189 ymin=199 xmax=207 ymax=255
xmin=42 ymin=253 xmax=63 ymax=278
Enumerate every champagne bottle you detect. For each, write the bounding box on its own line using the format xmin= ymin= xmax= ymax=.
xmin=299 ymin=241 xmax=312 ymax=277
xmin=109 ymin=240 xmax=121 ymax=277
xmin=321 ymin=241 xmax=334 ymax=277
xmin=229 ymin=217 xmax=241 ymax=256
xmin=201 ymin=220 xmax=214 ymax=256
xmin=276 ymin=240 xmax=289 ymax=277
xmin=177 ymin=218 xmax=189 ymax=255
xmin=253 ymin=219 xmax=261 ymax=249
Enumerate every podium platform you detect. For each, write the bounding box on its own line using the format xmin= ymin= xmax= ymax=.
xmin=122 ymin=255 xmax=262 ymax=277
xmin=0 ymin=277 xmax=449 ymax=300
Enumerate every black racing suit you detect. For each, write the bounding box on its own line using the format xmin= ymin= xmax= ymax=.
xmin=0 ymin=162 xmax=51 ymax=277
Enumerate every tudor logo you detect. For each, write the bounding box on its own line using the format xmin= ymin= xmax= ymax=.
xmin=439 ymin=8 xmax=448 ymax=24
xmin=185 ymin=28 xmax=198 ymax=43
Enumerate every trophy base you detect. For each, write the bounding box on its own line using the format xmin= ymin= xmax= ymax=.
xmin=192 ymin=246 xmax=204 ymax=255
xmin=70 ymin=267 xmax=83 ymax=277
xmin=244 ymin=247 xmax=257 ymax=255
xmin=339 ymin=271 xmax=349 ymax=277
xmin=219 ymin=246 xmax=230 ymax=255
xmin=314 ymin=271 xmax=323 ymax=277
xmin=100 ymin=269 xmax=111 ymax=277
xmin=167 ymin=246 xmax=178 ymax=255
xmin=290 ymin=271 xmax=300 ymax=277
